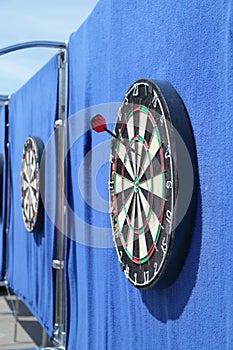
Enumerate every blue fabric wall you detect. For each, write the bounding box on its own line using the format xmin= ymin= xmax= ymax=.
xmin=0 ymin=105 xmax=6 ymax=281
xmin=7 ymin=56 xmax=58 ymax=336
xmin=66 ymin=0 xmax=233 ymax=349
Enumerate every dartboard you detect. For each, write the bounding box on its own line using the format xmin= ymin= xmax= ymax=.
xmin=109 ymin=78 xmax=197 ymax=289
xmin=21 ymin=136 xmax=44 ymax=232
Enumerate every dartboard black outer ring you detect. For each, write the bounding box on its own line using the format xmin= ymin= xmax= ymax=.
xmin=109 ymin=78 xmax=197 ymax=290
xmin=21 ymin=136 xmax=44 ymax=233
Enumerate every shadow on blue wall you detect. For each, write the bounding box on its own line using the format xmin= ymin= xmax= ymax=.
xmin=141 ymin=181 xmax=202 ymax=322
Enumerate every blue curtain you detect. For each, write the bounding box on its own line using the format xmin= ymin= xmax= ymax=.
xmin=66 ymin=0 xmax=233 ymax=349
xmin=7 ymin=56 xmax=58 ymax=336
xmin=0 ymin=105 xmax=6 ymax=281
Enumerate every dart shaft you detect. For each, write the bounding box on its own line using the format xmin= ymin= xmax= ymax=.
xmin=91 ymin=116 xmax=138 ymax=155
xmin=104 ymin=128 xmax=117 ymax=139
xmin=104 ymin=127 xmax=139 ymax=155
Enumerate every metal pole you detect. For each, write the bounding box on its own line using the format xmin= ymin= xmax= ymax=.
xmin=52 ymin=48 xmax=67 ymax=349
xmin=3 ymin=101 xmax=10 ymax=286
xmin=0 ymin=95 xmax=10 ymax=105
xmin=0 ymin=41 xmax=66 ymax=57
xmin=0 ymin=97 xmax=10 ymax=289
xmin=0 ymin=96 xmax=9 ymax=287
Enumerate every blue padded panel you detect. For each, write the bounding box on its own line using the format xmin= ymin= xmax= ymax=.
xmin=8 ymin=56 xmax=58 ymax=336
xmin=66 ymin=0 xmax=233 ymax=349
xmin=0 ymin=105 xmax=6 ymax=281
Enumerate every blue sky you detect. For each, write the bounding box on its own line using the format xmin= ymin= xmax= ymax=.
xmin=0 ymin=0 xmax=99 ymax=94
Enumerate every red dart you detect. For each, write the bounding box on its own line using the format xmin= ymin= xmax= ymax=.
xmin=90 ymin=114 xmax=139 ymax=155
xmin=91 ymin=114 xmax=117 ymax=138
xmin=90 ymin=114 xmax=107 ymax=133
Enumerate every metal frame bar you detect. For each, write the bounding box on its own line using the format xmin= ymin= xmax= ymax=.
xmin=4 ymin=100 xmax=10 ymax=285
xmin=0 ymin=97 xmax=10 ymax=286
xmin=0 ymin=41 xmax=66 ymax=57
xmin=52 ymin=48 xmax=67 ymax=349
xmin=0 ymin=41 xmax=68 ymax=349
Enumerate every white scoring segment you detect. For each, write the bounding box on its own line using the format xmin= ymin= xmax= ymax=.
xmin=30 ymin=152 xmax=36 ymax=173
xmin=136 ymin=111 xmax=148 ymax=175
xmin=23 ymin=165 xmax=30 ymax=184
xmin=30 ymin=187 xmax=37 ymax=209
xmin=138 ymin=110 xmax=148 ymax=140
xmin=25 ymin=204 xmax=30 ymax=220
xmin=126 ymin=194 xmax=136 ymax=256
xmin=117 ymin=142 xmax=135 ymax=180
xmin=137 ymin=193 xmax=143 ymax=230
xmin=117 ymin=189 xmax=134 ymax=230
xmin=138 ymin=232 xmax=148 ymax=260
xmin=125 ymin=118 xmax=137 ymax=177
xmin=126 ymin=119 xmax=135 ymax=144
xmin=30 ymin=178 xmax=38 ymax=191
xmin=22 ymin=178 xmax=28 ymax=191
xmin=114 ymin=173 xmax=134 ymax=194
xmin=140 ymin=173 xmax=164 ymax=199
xmin=26 ymin=150 xmax=30 ymax=165
xmin=135 ymin=143 xmax=143 ymax=177
xmin=25 ymin=189 xmax=30 ymax=207
xmin=139 ymin=190 xmax=160 ymax=243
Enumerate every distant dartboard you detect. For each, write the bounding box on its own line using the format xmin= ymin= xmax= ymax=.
xmin=109 ymin=79 xmax=197 ymax=289
xmin=21 ymin=137 xmax=44 ymax=232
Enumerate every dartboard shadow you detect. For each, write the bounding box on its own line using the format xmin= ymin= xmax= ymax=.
xmin=140 ymin=179 xmax=202 ymax=322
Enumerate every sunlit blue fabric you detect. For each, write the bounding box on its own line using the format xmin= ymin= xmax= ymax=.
xmin=66 ymin=0 xmax=233 ymax=349
xmin=7 ymin=56 xmax=58 ymax=336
